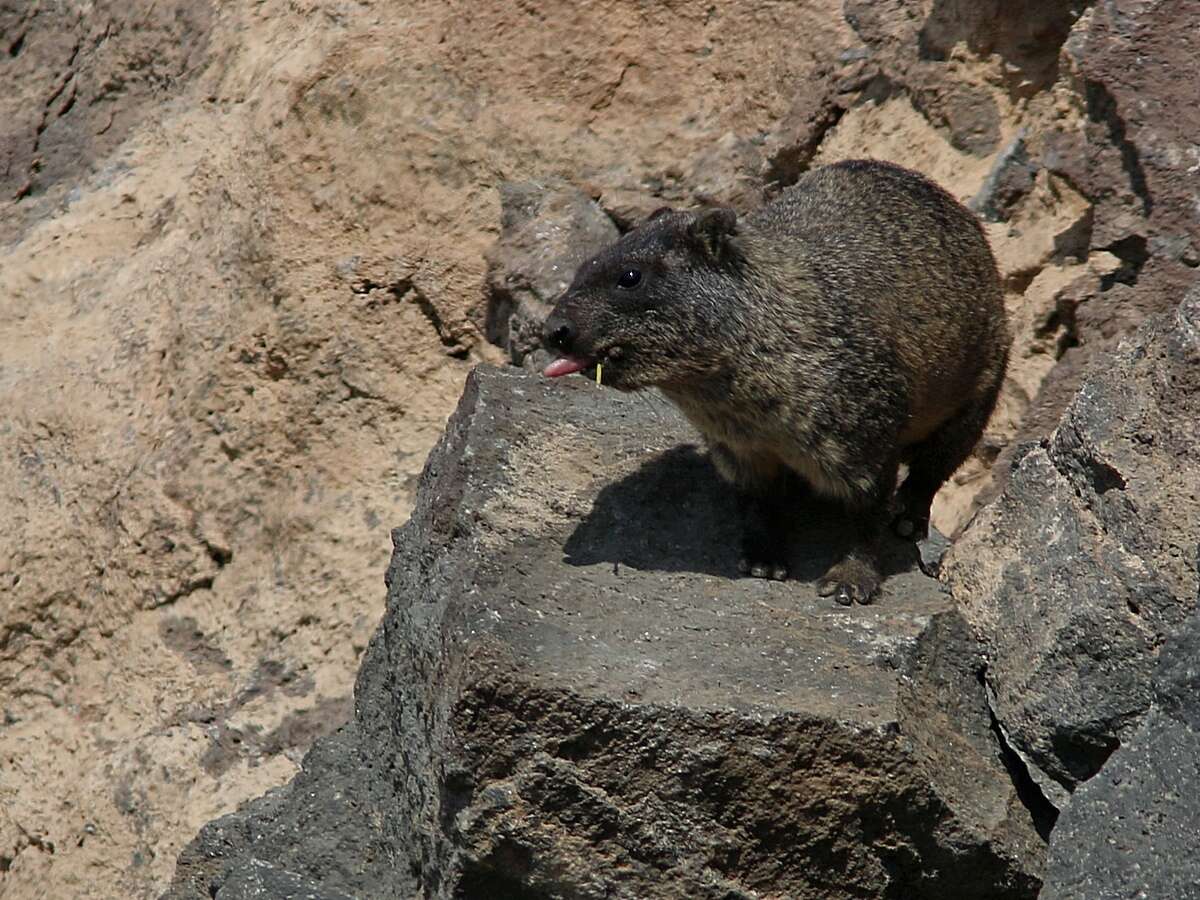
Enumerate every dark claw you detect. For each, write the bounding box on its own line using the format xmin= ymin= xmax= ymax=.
xmin=739 ymin=556 xmax=789 ymax=581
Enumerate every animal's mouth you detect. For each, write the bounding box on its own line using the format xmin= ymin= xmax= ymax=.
xmin=543 ymin=355 xmax=594 ymax=378
xmin=543 ymin=345 xmax=623 ymax=380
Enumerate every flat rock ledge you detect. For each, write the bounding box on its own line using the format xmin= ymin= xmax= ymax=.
xmin=165 ymin=367 xmax=1044 ymax=899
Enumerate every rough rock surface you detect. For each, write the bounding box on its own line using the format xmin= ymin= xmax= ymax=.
xmin=1040 ymin=604 xmax=1200 ymax=900
xmin=946 ymin=281 xmax=1200 ymax=807
xmin=0 ymin=0 xmax=213 ymax=240
xmin=165 ymin=367 xmax=1044 ymax=899
xmin=1019 ymin=0 xmax=1200 ymax=459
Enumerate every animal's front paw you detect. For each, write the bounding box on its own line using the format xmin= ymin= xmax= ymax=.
xmin=817 ymin=556 xmax=882 ymax=605
xmin=738 ymin=552 xmax=789 ymax=581
xmin=891 ymin=484 xmax=932 ymax=541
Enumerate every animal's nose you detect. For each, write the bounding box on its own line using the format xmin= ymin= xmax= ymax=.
xmin=543 ymin=315 xmax=577 ymax=353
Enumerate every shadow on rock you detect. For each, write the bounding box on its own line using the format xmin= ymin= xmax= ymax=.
xmin=563 ymin=444 xmax=920 ymax=584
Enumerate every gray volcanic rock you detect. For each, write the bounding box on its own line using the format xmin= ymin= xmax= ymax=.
xmin=483 ymin=179 xmax=619 ymax=369
xmin=164 ymin=726 xmax=406 ymax=898
xmin=1041 ymin=606 xmax=1200 ymax=900
xmin=947 ymin=281 xmax=1200 ymax=807
xmin=968 ymin=132 xmax=1038 ymax=223
xmin=166 ymin=367 xmax=1044 ymax=899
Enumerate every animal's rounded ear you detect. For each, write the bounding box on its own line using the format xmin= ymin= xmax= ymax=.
xmin=645 ymin=206 xmax=674 ymax=223
xmin=689 ymin=207 xmax=738 ymax=258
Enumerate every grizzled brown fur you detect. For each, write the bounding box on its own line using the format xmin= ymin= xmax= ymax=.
xmin=543 ymin=159 xmax=1008 ymax=603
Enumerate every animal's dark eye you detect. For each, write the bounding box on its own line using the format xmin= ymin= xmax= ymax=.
xmin=617 ymin=268 xmax=642 ymax=289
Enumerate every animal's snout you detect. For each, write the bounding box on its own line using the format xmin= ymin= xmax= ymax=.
xmin=543 ymin=314 xmax=578 ymax=354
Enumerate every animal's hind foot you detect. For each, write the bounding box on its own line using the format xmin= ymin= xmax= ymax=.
xmin=817 ymin=556 xmax=882 ymax=606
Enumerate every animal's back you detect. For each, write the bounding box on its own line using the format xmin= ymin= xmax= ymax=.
xmin=748 ymin=159 xmax=1007 ymax=440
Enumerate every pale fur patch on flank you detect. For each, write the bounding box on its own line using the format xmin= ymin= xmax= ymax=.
xmin=778 ymin=449 xmax=859 ymax=501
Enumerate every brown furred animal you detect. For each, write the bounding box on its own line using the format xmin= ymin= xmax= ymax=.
xmin=543 ymin=159 xmax=1008 ymax=604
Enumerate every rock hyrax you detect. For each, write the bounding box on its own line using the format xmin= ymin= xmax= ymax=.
xmin=542 ymin=159 xmax=1008 ymax=604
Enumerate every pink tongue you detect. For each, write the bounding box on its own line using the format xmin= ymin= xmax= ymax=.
xmin=543 ymin=356 xmax=590 ymax=378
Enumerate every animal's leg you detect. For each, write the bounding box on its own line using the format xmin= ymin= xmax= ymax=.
xmin=711 ymin=443 xmax=796 ymax=581
xmin=817 ymin=459 xmax=899 ymax=605
xmin=894 ymin=373 xmax=1004 ymax=543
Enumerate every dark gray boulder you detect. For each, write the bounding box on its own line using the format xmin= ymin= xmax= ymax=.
xmin=946 ymin=281 xmax=1200 ymax=807
xmin=165 ymin=367 xmax=1044 ymax=899
xmin=163 ymin=725 xmax=408 ymax=898
xmin=1040 ymin=605 xmax=1200 ymax=899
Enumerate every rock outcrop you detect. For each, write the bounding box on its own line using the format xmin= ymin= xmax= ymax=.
xmin=165 ymin=368 xmax=1045 ymax=899
xmin=1006 ymin=0 xmax=1200 ymax=447
xmin=166 ymin=277 xmax=1200 ymax=897
xmin=946 ymin=281 xmax=1200 ymax=807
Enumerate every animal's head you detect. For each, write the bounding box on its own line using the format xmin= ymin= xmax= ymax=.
xmin=542 ymin=206 xmax=742 ymax=390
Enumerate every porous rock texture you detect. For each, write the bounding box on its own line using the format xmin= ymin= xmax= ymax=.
xmin=1040 ymin=604 xmax=1200 ymax=900
xmin=4 ymin=1 xmax=1200 ymax=897
xmin=945 ymin=281 xmax=1200 ymax=808
xmin=165 ymin=367 xmax=1044 ymax=900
